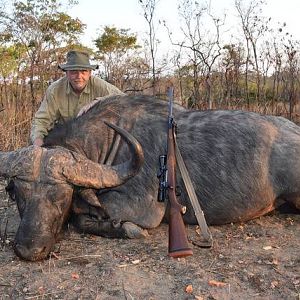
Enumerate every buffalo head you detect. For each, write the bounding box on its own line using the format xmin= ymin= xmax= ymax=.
xmin=0 ymin=122 xmax=144 ymax=261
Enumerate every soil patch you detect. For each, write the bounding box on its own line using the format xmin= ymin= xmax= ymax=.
xmin=0 ymin=180 xmax=299 ymax=300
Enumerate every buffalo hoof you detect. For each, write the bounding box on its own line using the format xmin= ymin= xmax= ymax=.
xmin=122 ymin=222 xmax=149 ymax=238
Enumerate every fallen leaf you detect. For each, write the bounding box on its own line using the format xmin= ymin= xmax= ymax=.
xmin=71 ymin=272 xmax=79 ymax=279
xmin=265 ymin=258 xmax=279 ymax=265
xmin=117 ymin=264 xmax=128 ymax=268
xmin=208 ymin=280 xmax=226 ymax=287
xmin=185 ymin=284 xmax=193 ymax=294
xmin=263 ymin=246 xmax=272 ymax=250
xmin=38 ymin=286 xmax=45 ymax=294
xmin=131 ymin=259 xmax=140 ymax=265
xmin=195 ymin=296 xmax=204 ymax=300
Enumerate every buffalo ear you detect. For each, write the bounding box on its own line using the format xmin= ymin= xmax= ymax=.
xmin=72 ymin=189 xmax=110 ymax=220
xmin=78 ymin=188 xmax=101 ymax=208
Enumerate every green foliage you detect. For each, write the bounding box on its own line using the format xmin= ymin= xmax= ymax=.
xmin=0 ymin=1 xmax=85 ymax=66
xmin=95 ymin=26 xmax=140 ymax=55
xmin=94 ymin=26 xmax=142 ymax=85
xmin=0 ymin=0 xmax=86 ymax=118
xmin=3 ymin=0 xmax=85 ymax=47
xmin=40 ymin=13 xmax=85 ymax=43
xmin=0 ymin=44 xmax=26 ymax=78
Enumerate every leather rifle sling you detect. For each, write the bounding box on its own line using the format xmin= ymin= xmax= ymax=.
xmin=174 ymin=134 xmax=213 ymax=247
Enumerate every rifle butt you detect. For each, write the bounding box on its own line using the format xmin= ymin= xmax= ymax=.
xmin=168 ymin=208 xmax=193 ymax=258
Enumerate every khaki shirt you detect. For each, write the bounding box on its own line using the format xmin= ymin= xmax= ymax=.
xmin=30 ymin=76 xmax=124 ymax=142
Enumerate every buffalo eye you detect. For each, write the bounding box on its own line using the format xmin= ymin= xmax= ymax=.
xmin=6 ymin=180 xmax=26 ymax=216
xmin=5 ymin=180 xmax=16 ymax=201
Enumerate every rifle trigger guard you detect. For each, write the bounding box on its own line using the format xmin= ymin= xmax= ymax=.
xmin=175 ymin=185 xmax=181 ymax=196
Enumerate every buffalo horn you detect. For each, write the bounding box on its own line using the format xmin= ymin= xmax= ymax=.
xmin=0 ymin=146 xmax=42 ymax=179
xmin=62 ymin=122 xmax=144 ymax=188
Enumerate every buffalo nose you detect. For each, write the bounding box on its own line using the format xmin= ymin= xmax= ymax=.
xmin=14 ymin=243 xmax=48 ymax=261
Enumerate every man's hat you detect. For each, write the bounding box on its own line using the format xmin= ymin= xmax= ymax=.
xmin=58 ymin=50 xmax=98 ymax=71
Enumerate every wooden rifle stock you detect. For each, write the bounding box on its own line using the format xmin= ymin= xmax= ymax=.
xmin=166 ymin=88 xmax=193 ymax=258
xmin=167 ymin=124 xmax=193 ymax=258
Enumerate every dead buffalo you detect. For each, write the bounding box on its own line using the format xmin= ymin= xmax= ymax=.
xmin=0 ymin=95 xmax=299 ymax=261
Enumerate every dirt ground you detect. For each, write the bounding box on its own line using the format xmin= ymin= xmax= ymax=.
xmin=0 ymin=180 xmax=299 ymax=300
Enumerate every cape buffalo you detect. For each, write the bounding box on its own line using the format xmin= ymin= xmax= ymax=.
xmin=0 ymin=95 xmax=299 ymax=261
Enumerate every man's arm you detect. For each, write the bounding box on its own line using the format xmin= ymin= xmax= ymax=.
xmin=30 ymin=90 xmax=60 ymax=145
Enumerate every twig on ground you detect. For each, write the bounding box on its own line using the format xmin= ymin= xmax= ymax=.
xmin=0 ymin=219 xmax=8 ymax=247
xmin=121 ymin=281 xmax=135 ymax=300
xmin=122 ymin=281 xmax=128 ymax=300
xmin=25 ymin=291 xmax=64 ymax=300
xmin=53 ymin=254 xmax=102 ymax=261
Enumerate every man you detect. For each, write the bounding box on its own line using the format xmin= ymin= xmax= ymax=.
xmin=31 ymin=50 xmax=124 ymax=146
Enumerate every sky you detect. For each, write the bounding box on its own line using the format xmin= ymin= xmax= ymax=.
xmin=68 ymin=0 xmax=300 ymax=51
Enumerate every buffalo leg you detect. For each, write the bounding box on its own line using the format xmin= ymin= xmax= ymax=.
xmin=74 ymin=214 xmax=149 ymax=238
xmin=71 ymin=195 xmax=149 ymax=238
xmin=74 ymin=214 xmax=127 ymax=238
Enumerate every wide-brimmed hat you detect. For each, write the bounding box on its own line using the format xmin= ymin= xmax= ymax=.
xmin=58 ymin=50 xmax=98 ymax=71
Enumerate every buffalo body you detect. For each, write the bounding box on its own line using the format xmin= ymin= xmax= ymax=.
xmin=1 ymin=95 xmax=300 ymax=260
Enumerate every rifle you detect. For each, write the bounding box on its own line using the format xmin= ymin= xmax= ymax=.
xmin=157 ymin=87 xmax=193 ymax=258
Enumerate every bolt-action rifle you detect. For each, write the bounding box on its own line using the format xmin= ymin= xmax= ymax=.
xmin=157 ymin=87 xmax=193 ymax=258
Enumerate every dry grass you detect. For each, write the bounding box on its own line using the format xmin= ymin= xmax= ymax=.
xmin=0 ymin=106 xmax=32 ymax=151
xmin=1 ymin=95 xmax=300 ymax=152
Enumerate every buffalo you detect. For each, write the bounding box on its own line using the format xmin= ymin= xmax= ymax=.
xmin=0 ymin=95 xmax=299 ymax=261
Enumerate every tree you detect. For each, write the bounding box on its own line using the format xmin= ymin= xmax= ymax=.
xmin=235 ymin=0 xmax=270 ymax=107
xmin=94 ymin=26 xmax=140 ymax=89
xmin=283 ymin=40 xmax=299 ymax=120
xmin=222 ymin=43 xmax=245 ymax=106
xmin=168 ymin=0 xmax=224 ymax=108
xmin=0 ymin=0 xmax=85 ymax=114
xmin=138 ymin=0 xmax=159 ymax=96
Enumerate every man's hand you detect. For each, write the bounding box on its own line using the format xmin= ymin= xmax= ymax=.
xmin=33 ymin=138 xmax=44 ymax=147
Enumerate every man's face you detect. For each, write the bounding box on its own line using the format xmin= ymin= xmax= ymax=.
xmin=66 ymin=70 xmax=92 ymax=94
